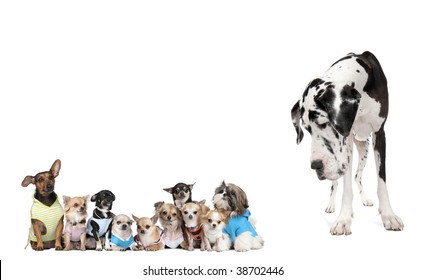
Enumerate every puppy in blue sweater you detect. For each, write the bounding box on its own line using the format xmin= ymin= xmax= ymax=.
xmin=213 ymin=181 xmax=264 ymax=252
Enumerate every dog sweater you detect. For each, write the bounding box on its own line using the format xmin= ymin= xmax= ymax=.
xmin=163 ymin=227 xmax=184 ymax=249
xmin=64 ymin=224 xmax=86 ymax=242
xmin=86 ymin=217 xmax=112 ymax=237
xmin=110 ymin=232 xmax=135 ymax=249
xmin=223 ymin=210 xmax=258 ymax=243
xmin=186 ymin=224 xmax=204 ymax=240
xmin=29 ymin=194 xmax=64 ymax=242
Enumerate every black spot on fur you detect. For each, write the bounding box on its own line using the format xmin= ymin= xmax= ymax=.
xmin=309 ymin=78 xmax=325 ymax=90
xmin=322 ymin=137 xmax=334 ymax=154
xmin=330 ymin=54 xmax=354 ymax=68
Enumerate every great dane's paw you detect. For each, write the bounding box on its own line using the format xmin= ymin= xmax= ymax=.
xmin=325 ymin=203 xmax=335 ymax=213
xmin=330 ymin=218 xmax=352 ymax=235
xmin=381 ymin=214 xmax=404 ymax=231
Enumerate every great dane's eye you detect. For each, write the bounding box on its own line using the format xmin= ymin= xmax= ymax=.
xmin=318 ymin=123 xmax=328 ymax=129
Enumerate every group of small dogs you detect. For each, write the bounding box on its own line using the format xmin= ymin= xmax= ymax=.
xmin=21 ymin=159 xmax=264 ymax=252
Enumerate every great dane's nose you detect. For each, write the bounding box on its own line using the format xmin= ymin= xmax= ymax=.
xmin=311 ymin=160 xmax=324 ymax=170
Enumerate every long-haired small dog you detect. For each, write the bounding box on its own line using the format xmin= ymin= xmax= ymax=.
xmin=177 ymin=200 xmax=209 ymax=251
xmin=132 ymin=214 xmax=165 ymax=251
xmin=63 ymin=195 xmax=89 ymax=251
xmin=109 ymin=214 xmax=136 ymax=251
xmin=213 ymin=181 xmax=264 ymax=252
xmin=154 ymin=201 xmax=188 ymax=249
xmin=201 ymin=209 xmax=231 ymax=252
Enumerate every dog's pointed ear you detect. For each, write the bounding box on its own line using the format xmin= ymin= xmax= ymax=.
xmin=189 ymin=182 xmax=195 ymax=191
xmin=151 ymin=214 xmax=159 ymax=224
xmin=90 ymin=193 xmax=97 ymax=202
xmin=163 ymin=187 xmax=173 ymax=194
xmin=221 ymin=181 xmax=226 ymax=188
xmin=50 ymin=159 xmax=61 ymax=178
xmin=63 ymin=196 xmax=71 ymax=205
xmin=291 ymin=100 xmax=304 ymax=144
xmin=132 ymin=214 xmax=140 ymax=222
xmin=198 ymin=199 xmax=206 ymax=205
xmin=154 ymin=201 xmax=164 ymax=212
xmin=316 ymin=85 xmax=361 ymax=137
xmin=21 ymin=176 xmax=35 ymax=187
xmin=84 ymin=195 xmax=90 ymax=203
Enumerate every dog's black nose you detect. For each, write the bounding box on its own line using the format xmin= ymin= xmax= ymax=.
xmin=311 ymin=160 xmax=324 ymax=170
xmin=46 ymin=184 xmax=54 ymax=192
xmin=212 ymin=224 xmax=216 ymax=228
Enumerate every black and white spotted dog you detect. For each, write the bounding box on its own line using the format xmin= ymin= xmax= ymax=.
xmin=291 ymin=51 xmax=404 ymax=235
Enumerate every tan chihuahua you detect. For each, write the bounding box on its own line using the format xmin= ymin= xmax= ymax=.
xmin=63 ymin=195 xmax=89 ymax=251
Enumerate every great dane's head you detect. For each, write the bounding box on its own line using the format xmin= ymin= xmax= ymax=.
xmin=291 ymin=78 xmax=361 ymax=180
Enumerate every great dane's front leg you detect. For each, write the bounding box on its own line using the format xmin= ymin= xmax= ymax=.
xmin=330 ymin=139 xmax=354 ymax=235
xmin=373 ymin=129 xmax=404 ymax=231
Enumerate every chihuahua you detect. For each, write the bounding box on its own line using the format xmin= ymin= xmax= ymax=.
xmin=177 ymin=200 xmax=209 ymax=251
xmin=109 ymin=214 xmax=135 ymax=251
xmin=132 ymin=215 xmax=165 ymax=251
xmin=154 ymin=201 xmax=188 ymax=249
xmin=21 ymin=159 xmax=64 ymax=250
xmin=202 ymin=210 xmax=231 ymax=252
xmin=63 ymin=195 xmax=89 ymax=251
xmin=164 ymin=182 xmax=195 ymax=206
xmin=86 ymin=190 xmax=115 ymax=251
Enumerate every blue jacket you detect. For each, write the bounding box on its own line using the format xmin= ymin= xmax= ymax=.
xmin=223 ymin=210 xmax=258 ymax=242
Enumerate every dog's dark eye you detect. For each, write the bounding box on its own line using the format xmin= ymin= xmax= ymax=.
xmin=127 ymin=222 xmax=131 ymax=225
xmin=37 ymin=177 xmax=44 ymax=183
xmin=172 ymin=213 xmax=177 ymax=216
xmin=218 ymin=190 xmax=224 ymax=194
xmin=193 ymin=211 xmax=197 ymax=215
xmin=117 ymin=221 xmax=121 ymax=225
xmin=137 ymin=225 xmax=141 ymax=229
xmin=208 ymin=219 xmax=212 ymax=223
xmin=48 ymin=175 xmax=54 ymax=180
xmin=184 ymin=211 xmax=188 ymax=215
xmin=145 ymin=225 xmax=150 ymax=230
xmin=73 ymin=203 xmax=78 ymax=208
xmin=218 ymin=221 xmax=221 ymax=224
xmin=162 ymin=211 xmax=167 ymax=215
xmin=317 ymin=123 xmax=328 ymax=129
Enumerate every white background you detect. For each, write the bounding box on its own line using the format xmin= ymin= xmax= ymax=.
xmin=1 ymin=1 xmax=425 ymax=279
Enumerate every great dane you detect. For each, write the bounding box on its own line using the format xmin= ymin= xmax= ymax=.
xmin=291 ymin=51 xmax=404 ymax=235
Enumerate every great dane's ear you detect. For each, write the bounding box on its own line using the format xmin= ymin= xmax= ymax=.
xmin=316 ymin=85 xmax=361 ymax=137
xmin=291 ymin=100 xmax=304 ymax=144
